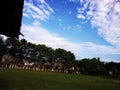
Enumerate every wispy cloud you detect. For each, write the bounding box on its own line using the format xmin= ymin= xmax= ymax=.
xmin=21 ymin=0 xmax=120 ymax=61
xmin=69 ymin=0 xmax=79 ymax=3
xmin=23 ymin=0 xmax=54 ymax=21
xmin=20 ymin=23 xmax=120 ymax=61
xmin=77 ymin=14 xmax=85 ymax=19
xmin=76 ymin=0 xmax=120 ymax=49
xmin=20 ymin=23 xmax=75 ymax=49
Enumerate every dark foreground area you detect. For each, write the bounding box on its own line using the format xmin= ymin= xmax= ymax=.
xmin=0 ymin=69 xmax=120 ymax=90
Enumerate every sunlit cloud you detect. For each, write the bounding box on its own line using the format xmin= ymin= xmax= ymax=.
xmin=20 ymin=0 xmax=120 ymax=61
xmin=76 ymin=0 xmax=120 ymax=49
xmin=69 ymin=0 xmax=79 ymax=3
xmin=77 ymin=14 xmax=85 ymax=19
xmin=20 ymin=23 xmax=120 ymax=60
xmin=23 ymin=0 xmax=54 ymax=21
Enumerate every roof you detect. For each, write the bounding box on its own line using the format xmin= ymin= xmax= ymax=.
xmin=0 ymin=0 xmax=24 ymax=38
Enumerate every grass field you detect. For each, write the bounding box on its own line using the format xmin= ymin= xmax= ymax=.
xmin=0 ymin=68 xmax=120 ymax=90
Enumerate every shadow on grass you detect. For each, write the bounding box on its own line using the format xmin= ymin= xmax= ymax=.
xmin=0 ymin=78 xmax=8 ymax=90
xmin=14 ymin=87 xmax=48 ymax=90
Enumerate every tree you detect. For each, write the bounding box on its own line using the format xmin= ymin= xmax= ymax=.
xmin=5 ymin=37 xmax=20 ymax=56
xmin=0 ymin=36 xmax=6 ymax=60
xmin=78 ymin=58 xmax=106 ymax=75
xmin=54 ymin=48 xmax=75 ymax=71
xmin=105 ymin=62 xmax=120 ymax=75
xmin=17 ymin=39 xmax=28 ymax=59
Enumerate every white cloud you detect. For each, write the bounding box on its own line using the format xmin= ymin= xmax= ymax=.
xmin=69 ymin=0 xmax=79 ymax=3
xmin=20 ymin=23 xmax=120 ymax=61
xmin=76 ymin=0 xmax=120 ymax=49
xmin=20 ymin=0 xmax=120 ymax=62
xmin=20 ymin=24 xmax=78 ymax=59
xmin=23 ymin=0 xmax=53 ymax=21
xmin=80 ymin=0 xmax=83 ymax=3
xmin=77 ymin=14 xmax=85 ymax=19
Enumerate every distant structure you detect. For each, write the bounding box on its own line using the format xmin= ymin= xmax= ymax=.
xmin=0 ymin=0 xmax=24 ymax=38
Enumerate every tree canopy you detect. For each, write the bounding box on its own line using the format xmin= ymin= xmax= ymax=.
xmin=0 ymin=36 xmax=120 ymax=77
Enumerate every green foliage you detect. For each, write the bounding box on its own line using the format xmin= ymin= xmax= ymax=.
xmin=54 ymin=48 xmax=75 ymax=62
xmin=105 ymin=62 xmax=120 ymax=75
xmin=0 ymin=36 xmax=6 ymax=60
xmin=0 ymin=36 xmax=76 ymax=69
xmin=0 ymin=36 xmax=120 ymax=76
xmin=78 ymin=58 xmax=106 ymax=75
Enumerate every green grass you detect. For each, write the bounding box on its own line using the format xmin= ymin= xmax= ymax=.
xmin=0 ymin=68 xmax=120 ymax=90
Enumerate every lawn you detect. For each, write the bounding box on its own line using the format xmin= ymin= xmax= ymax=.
xmin=0 ymin=68 xmax=120 ymax=90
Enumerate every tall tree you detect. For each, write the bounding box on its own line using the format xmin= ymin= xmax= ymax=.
xmin=0 ymin=36 xmax=6 ymax=59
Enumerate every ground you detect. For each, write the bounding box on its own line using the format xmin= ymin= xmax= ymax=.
xmin=0 ymin=68 xmax=120 ymax=90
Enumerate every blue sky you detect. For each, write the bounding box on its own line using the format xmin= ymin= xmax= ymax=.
xmin=20 ymin=0 xmax=120 ymax=62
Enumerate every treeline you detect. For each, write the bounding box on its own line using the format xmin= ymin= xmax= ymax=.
xmin=0 ymin=36 xmax=120 ymax=76
xmin=76 ymin=58 xmax=120 ymax=76
xmin=0 ymin=36 xmax=75 ymax=71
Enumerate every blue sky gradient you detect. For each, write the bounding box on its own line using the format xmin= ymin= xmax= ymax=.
xmin=20 ymin=0 xmax=120 ymax=62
